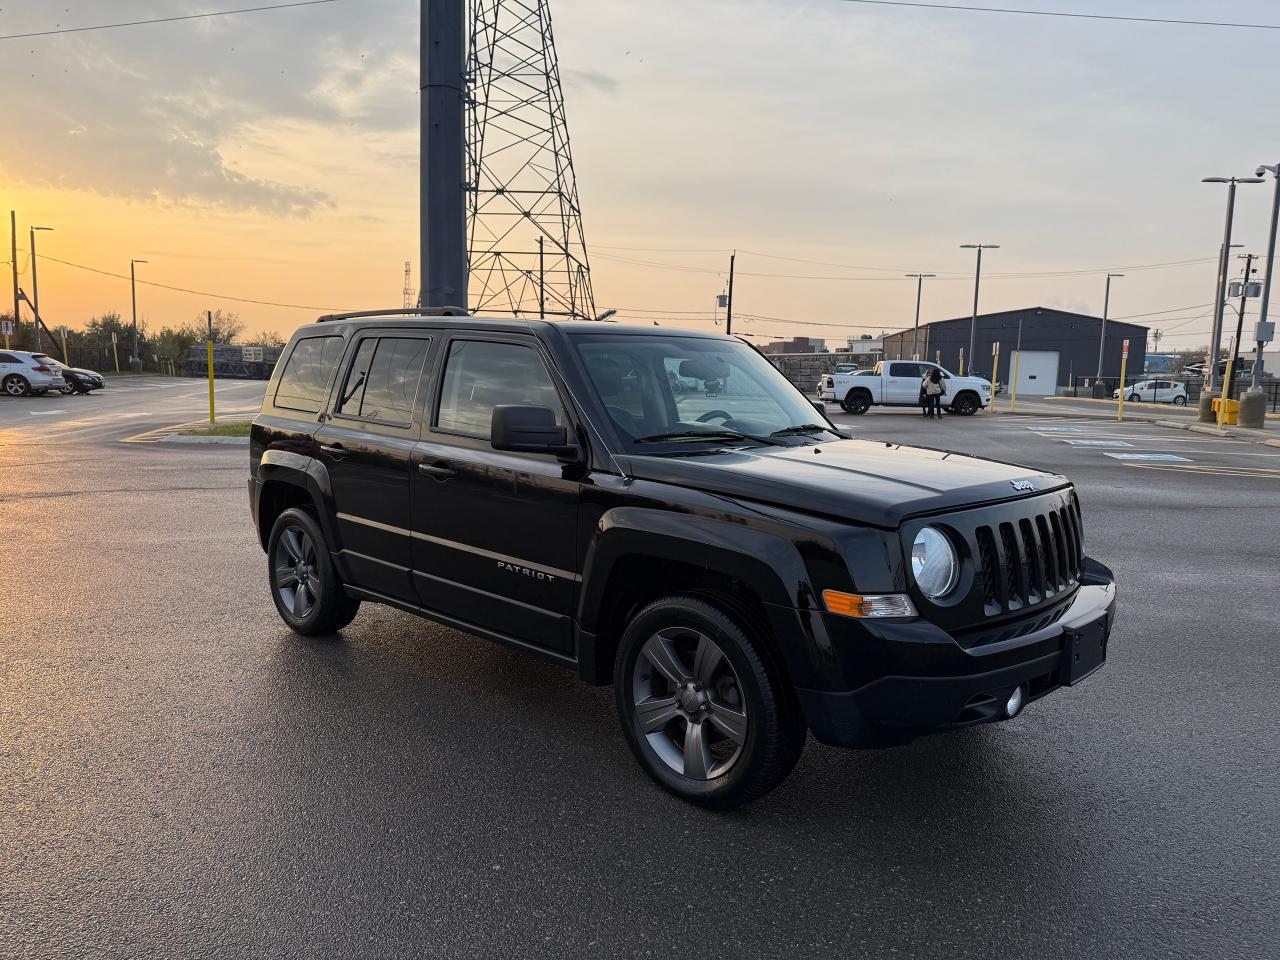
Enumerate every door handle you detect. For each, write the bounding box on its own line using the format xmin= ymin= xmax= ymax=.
xmin=418 ymin=461 xmax=456 ymax=480
xmin=319 ymin=443 xmax=346 ymax=459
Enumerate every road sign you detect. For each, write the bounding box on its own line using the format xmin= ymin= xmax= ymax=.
xmin=111 ymin=331 xmax=118 ymax=345
xmin=59 ymin=326 xmax=69 ymax=339
xmin=241 ymin=346 xmax=264 ymax=363
xmin=1122 ymin=339 xmax=1130 ymax=359
xmin=1 ymin=320 xmax=12 ymax=336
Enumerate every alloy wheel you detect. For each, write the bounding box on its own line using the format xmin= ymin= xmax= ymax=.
xmin=273 ymin=525 xmax=321 ymax=619
xmin=4 ymin=376 xmax=28 ymax=397
xmin=631 ymin=627 xmax=749 ymax=780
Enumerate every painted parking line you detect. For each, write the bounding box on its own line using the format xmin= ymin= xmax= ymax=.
xmin=1062 ymin=439 xmax=1133 ymax=447
xmin=1104 ymin=453 xmax=1192 ymax=462
xmin=1124 ymin=462 xmax=1280 ymax=480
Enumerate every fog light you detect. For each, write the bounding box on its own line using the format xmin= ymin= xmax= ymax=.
xmin=1005 ymin=685 xmax=1025 ymax=718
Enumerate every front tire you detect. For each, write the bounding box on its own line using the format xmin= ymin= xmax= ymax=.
xmin=1128 ymin=393 xmax=1141 ymax=403
xmin=949 ymin=391 xmax=980 ymax=416
xmin=267 ymin=507 xmax=360 ymax=635
xmin=614 ymin=594 xmax=806 ymax=810
xmin=3 ymin=375 xmax=30 ymax=397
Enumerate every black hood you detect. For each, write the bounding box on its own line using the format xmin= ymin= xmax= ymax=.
xmin=622 ymin=438 xmax=1068 ymax=528
xmin=65 ymin=368 xmax=102 ymax=378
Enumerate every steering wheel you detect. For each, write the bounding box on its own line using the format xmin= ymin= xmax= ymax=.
xmin=696 ymin=410 xmax=733 ymax=423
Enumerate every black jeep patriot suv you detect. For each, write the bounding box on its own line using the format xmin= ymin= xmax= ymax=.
xmin=249 ymin=309 xmax=1116 ymax=809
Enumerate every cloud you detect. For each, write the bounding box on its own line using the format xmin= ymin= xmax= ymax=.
xmin=0 ymin=0 xmax=415 ymax=215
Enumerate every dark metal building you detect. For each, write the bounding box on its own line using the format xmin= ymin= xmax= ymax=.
xmin=881 ymin=307 xmax=1148 ymax=394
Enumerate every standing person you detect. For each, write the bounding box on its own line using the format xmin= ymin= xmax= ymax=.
xmin=921 ymin=367 xmax=945 ymax=419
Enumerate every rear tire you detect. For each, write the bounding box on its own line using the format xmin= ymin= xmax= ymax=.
xmin=267 ymin=507 xmax=360 ymax=636
xmin=3 ymin=375 xmax=30 ymax=397
xmin=841 ymin=389 xmax=872 ymax=415
xmin=614 ymin=594 xmax=806 ymax=810
xmin=1173 ymin=395 xmax=1187 ymax=406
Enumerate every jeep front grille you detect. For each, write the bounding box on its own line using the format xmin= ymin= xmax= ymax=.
xmin=974 ymin=497 xmax=1082 ymax=617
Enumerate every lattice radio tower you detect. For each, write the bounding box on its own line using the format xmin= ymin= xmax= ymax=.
xmin=466 ymin=0 xmax=596 ymax=320
xmin=403 ymin=261 xmax=416 ymax=309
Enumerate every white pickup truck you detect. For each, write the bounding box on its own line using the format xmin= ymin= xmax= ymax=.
xmin=818 ymin=360 xmax=992 ymax=416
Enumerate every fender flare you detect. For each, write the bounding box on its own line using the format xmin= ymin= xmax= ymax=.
xmin=254 ymin=451 xmax=342 ymax=566
xmin=575 ymin=507 xmax=824 ymax=684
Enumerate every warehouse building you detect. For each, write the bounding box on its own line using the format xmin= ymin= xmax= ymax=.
xmin=880 ymin=307 xmax=1149 ymax=395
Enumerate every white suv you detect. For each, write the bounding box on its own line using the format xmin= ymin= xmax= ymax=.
xmin=0 ymin=350 xmax=68 ymax=397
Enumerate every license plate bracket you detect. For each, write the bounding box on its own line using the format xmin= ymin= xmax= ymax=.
xmin=1062 ymin=616 xmax=1108 ymax=686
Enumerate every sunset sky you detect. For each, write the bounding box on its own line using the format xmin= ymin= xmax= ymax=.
xmin=1 ymin=0 xmax=1277 ymax=350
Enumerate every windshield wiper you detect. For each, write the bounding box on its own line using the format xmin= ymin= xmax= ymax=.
xmin=769 ymin=423 xmax=835 ymax=437
xmin=635 ymin=429 xmax=784 ymax=446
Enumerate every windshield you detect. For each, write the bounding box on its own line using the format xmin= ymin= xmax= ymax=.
xmin=572 ymin=333 xmax=835 ymax=449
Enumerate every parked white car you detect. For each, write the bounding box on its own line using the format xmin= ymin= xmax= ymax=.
xmin=819 ymin=360 xmax=992 ymax=416
xmin=0 ymin=349 xmax=68 ymax=397
xmin=1112 ymin=379 xmax=1188 ymax=405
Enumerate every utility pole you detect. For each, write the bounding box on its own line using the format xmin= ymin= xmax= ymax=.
xmin=538 ymin=236 xmax=546 ymax=319
xmin=961 ymin=244 xmax=999 ymax=378
xmin=1201 ymin=176 xmax=1263 ymax=420
xmin=130 ymin=259 xmax=148 ymax=366
xmin=9 ymin=212 xmax=19 ymax=343
xmin=905 ymin=273 xmax=935 ymax=360
xmin=1092 ymin=272 xmax=1124 ymax=397
xmin=422 ymin=0 xmax=468 ymax=309
xmin=725 ymin=251 xmax=736 ymax=336
xmin=1226 ymin=253 xmax=1257 ymax=401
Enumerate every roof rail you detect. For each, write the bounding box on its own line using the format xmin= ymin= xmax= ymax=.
xmin=315 ymin=306 xmax=471 ymax=323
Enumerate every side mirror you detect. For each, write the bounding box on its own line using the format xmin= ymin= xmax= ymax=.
xmin=812 ymin=400 xmax=826 ymax=414
xmin=491 ymin=405 xmax=578 ymax=459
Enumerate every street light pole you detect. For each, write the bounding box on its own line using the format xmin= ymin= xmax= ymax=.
xmin=960 ymin=244 xmax=999 ymax=377
xmin=29 ymin=226 xmax=53 ymax=351
xmin=1226 ymin=253 xmax=1257 ymax=402
xmin=905 ymin=273 xmax=935 ymax=360
xmin=130 ymin=259 xmax=149 ymax=365
xmin=1253 ymin=163 xmax=1280 ymax=391
xmin=1092 ymin=272 xmax=1125 ymax=397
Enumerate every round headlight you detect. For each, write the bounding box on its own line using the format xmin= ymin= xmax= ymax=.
xmin=911 ymin=527 xmax=959 ymax=600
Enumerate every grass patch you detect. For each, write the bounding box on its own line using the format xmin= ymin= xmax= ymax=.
xmin=178 ymin=421 xmax=251 ymax=437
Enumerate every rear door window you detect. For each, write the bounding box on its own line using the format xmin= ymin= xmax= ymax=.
xmin=275 ymin=336 xmax=344 ymax=414
xmin=355 ymin=338 xmax=432 ymax=425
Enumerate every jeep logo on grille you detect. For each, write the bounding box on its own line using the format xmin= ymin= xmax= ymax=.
xmin=1011 ymin=480 xmax=1035 ymax=492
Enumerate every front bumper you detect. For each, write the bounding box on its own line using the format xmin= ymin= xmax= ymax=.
xmin=795 ymin=565 xmax=1116 ymax=749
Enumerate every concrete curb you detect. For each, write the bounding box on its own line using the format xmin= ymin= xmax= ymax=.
xmin=1152 ymin=419 xmax=1274 ymax=444
xmin=159 ymin=434 xmax=249 ymax=446
xmin=1040 ymin=393 xmax=1279 ymax=420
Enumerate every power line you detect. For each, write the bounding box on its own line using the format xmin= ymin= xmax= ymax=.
xmin=0 ymin=0 xmax=344 ymax=42
xmin=831 ymin=0 xmax=1280 ymax=31
xmin=31 ymin=251 xmax=347 ymax=312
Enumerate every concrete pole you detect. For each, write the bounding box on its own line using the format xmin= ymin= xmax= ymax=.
xmin=9 ymin=212 xmax=19 ymax=340
xmin=1253 ymin=165 xmax=1280 ymax=391
xmin=1226 ymin=253 xmax=1255 ymax=402
xmin=968 ymin=246 xmax=983 ymax=378
xmin=130 ymin=260 xmax=140 ymax=364
xmin=421 ymin=0 xmax=469 ymax=310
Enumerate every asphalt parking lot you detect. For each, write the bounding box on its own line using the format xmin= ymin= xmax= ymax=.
xmin=2 ymin=386 xmax=1277 ymax=959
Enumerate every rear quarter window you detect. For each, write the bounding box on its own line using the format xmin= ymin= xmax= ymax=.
xmin=275 ymin=336 xmax=344 ymax=414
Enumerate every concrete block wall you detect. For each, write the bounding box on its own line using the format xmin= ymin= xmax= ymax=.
xmin=767 ymin=352 xmax=873 ymax=392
